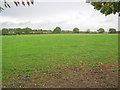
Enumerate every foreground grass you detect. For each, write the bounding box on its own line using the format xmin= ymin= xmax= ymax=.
xmin=2 ymin=34 xmax=118 ymax=88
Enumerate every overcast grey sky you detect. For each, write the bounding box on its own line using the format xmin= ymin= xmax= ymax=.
xmin=0 ymin=1 xmax=118 ymax=31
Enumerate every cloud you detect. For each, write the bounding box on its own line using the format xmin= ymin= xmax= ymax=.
xmin=0 ymin=2 xmax=118 ymax=31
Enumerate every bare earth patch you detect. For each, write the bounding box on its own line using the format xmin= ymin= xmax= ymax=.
xmin=42 ymin=64 xmax=118 ymax=88
xmin=2 ymin=63 xmax=118 ymax=88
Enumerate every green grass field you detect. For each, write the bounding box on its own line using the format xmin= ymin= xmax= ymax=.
xmin=2 ymin=34 xmax=118 ymax=88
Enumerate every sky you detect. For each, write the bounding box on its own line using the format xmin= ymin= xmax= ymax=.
xmin=0 ymin=0 xmax=118 ymax=31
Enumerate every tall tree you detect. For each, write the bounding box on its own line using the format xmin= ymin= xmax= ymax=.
xmin=23 ymin=27 xmax=32 ymax=34
xmin=53 ymin=27 xmax=62 ymax=33
xmin=73 ymin=28 xmax=79 ymax=33
xmin=2 ymin=28 xmax=9 ymax=35
xmin=109 ymin=28 xmax=117 ymax=33
xmin=97 ymin=28 xmax=105 ymax=33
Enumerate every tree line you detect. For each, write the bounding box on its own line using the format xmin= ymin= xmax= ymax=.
xmin=0 ymin=27 xmax=119 ymax=35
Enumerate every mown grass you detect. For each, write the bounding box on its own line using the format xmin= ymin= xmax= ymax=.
xmin=2 ymin=34 xmax=118 ymax=88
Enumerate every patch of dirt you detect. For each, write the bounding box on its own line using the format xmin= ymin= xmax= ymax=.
xmin=2 ymin=63 xmax=119 ymax=88
xmin=42 ymin=64 xmax=118 ymax=88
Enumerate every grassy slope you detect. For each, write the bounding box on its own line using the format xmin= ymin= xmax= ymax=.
xmin=2 ymin=34 xmax=118 ymax=85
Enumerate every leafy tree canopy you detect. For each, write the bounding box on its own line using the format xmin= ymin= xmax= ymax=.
xmin=91 ymin=2 xmax=120 ymax=16
xmin=73 ymin=28 xmax=79 ymax=33
xmin=2 ymin=28 xmax=9 ymax=35
xmin=109 ymin=28 xmax=116 ymax=33
xmin=97 ymin=28 xmax=105 ymax=33
xmin=53 ymin=27 xmax=62 ymax=33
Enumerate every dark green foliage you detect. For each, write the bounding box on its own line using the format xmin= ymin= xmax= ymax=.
xmin=16 ymin=28 xmax=23 ymax=34
xmin=53 ymin=27 xmax=61 ymax=33
xmin=97 ymin=28 xmax=105 ymax=33
xmin=1 ymin=27 xmax=117 ymax=35
xmin=2 ymin=28 xmax=9 ymax=35
xmin=19 ymin=27 xmax=32 ymax=34
xmin=1 ymin=27 xmax=58 ymax=35
xmin=23 ymin=27 xmax=32 ymax=34
xmin=109 ymin=28 xmax=116 ymax=33
xmin=2 ymin=27 xmax=32 ymax=35
xmin=94 ymin=2 xmax=103 ymax=10
xmin=73 ymin=28 xmax=79 ymax=33
xmin=117 ymin=31 xmax=120 ymax=34
xmin=91 ymin=2 xmax=120 ymax=16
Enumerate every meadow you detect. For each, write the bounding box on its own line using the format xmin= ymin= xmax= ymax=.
xmin=2 ymin=34 xmax=118 ymax=88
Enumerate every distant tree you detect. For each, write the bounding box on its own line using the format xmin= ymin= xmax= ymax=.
xmin=79 ymin=31 xmax=84 ymax=33
xmin=36 ymin=29 xmax=43 ymax=34
xmin=62 ymin=30 xmax=72 ymax=34
xmin=73 ymin=28 xmax=79 ymax=33
xmin=24 ymin=27 xmax=32 ymax=34
xmin=16 ymin=28 xmax=23 ymax=34
xmin=2 ymin=28 xmax=9 ymax=35
xmin=109 ymin=28 xmax=116 ymax=33
xmin=117 ymin=31 xmax=120 ymax=34
xmin=97 ymin=28 xmax=105 ymax=33
xmin=8 ymin=31 xmax=16 ymax=35
xmin=53 ymin=27 xmax=61 ymax=33
xmin=86 ymin=29 xmax=90 ymax=33
xmin=30 ymin=31 xmax=36 ymax=34
xmin=46 ymin=30 xmax=52 ymax=34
